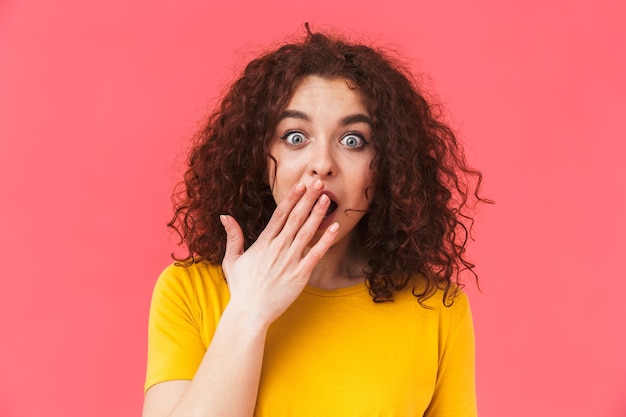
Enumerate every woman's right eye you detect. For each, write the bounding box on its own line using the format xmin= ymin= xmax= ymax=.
xmin=281 ymin=131 xmax=306 ymax=145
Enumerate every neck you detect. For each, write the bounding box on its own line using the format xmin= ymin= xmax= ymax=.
xmin=308 ymin=232 xmax=367 ymax=290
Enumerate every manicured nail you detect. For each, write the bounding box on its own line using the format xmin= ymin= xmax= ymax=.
xmin=313 ymin=180 xmax=323 ymax=191
xmin=328 ymin=223 xmax=339 ymax=232
xmin=219 ymin=215 xmax=230 ymax=227
xmin=295 ymin=182 xmax=306 ymax=193
xmin=319 ymin=194 xmax=329 ymax=205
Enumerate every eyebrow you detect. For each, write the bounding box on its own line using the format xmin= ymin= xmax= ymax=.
xmin=277 ymin=110 xmax=373 ymax=127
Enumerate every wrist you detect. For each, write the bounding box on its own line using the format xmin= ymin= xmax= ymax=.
xmin=221 ymin=302 xmax=273 ymax=336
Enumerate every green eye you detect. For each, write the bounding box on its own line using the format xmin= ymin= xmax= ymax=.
xmin=340 ymin=133 xmax=365 ymax=148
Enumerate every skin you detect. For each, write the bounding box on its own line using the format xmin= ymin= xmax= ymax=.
xmin=268 ymin=75 xmax=375 ymax=289
xmin=143 ymin=75 xmax=375 ymax=417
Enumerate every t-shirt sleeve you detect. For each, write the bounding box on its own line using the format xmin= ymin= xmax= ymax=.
xmin=144 ymin=263 xmax=224 ymax=393
xmin=424 ymin=292 xmax=477 ymax=417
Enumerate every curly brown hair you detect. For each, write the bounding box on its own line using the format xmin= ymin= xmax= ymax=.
xmin=169 ymin=25 xmax=490 ymax=305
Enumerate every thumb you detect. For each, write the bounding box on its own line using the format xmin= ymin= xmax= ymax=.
xmin=220 ymin=215 xmax=244 ymax=266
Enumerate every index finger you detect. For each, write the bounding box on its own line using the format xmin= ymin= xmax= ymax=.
xmin=258 ymin=182 xmax=308 ymax=240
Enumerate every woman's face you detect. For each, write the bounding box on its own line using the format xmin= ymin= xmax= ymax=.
xmin=268 ymin=75 xmax=376 ymax=247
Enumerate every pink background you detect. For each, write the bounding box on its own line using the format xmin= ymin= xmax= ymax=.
xmin=1 ymin=0 xmax=625 ymax=416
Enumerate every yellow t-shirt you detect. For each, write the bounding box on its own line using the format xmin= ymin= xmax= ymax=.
xmin=145 ymin=261 xmax=477 ymax=416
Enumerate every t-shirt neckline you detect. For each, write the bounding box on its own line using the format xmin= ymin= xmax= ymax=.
xmin=303 ymin=281 xmax=369 ymax=297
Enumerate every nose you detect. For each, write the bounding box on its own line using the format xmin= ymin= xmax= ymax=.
xmin=309 ymin=142 xmax=336 ymax=178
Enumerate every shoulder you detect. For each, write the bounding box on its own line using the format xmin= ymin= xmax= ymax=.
xmin=399 ymin=276 xmax=473 ymax=334
xmin=426 ymin=285 xmax=472 ymax=325
xmin=423 ymin=286 xmax=475 ymax=357
xmin=154 ymin=261 xmax=227 ymax=293
xmin=145 ymin=261 xmax=227 ymax=393
xmin=429 ymin=288 xmax=471 ymax=317
xmin=151 ymin=261 xmax=230 ymax=315
xmin=403 ymin=275 xmax=471 ymax=311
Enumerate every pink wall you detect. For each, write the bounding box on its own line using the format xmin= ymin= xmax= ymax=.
xmin=1 ymin=0 xmax=624 ymax=415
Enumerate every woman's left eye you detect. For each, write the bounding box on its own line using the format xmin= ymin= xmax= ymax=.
xmin=340 ymin=133 xmax=366 ymax=148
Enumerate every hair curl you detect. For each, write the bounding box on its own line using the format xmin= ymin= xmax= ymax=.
xmin=169 ymin=25 xmax=491 ymax=305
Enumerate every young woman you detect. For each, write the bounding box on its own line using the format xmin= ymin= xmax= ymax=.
xmin=144 ymin=25 xmax=487 ymax=417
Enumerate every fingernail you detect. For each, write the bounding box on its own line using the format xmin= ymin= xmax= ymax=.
xmin=313 ymin=180 xmax=323 ymax=190
xmin=219 ymin=215 xmax=230 ymax=227
xmin=295 ymin=182 xmax=306 ymax=193
xmin=328 ymin=223 xmax=339 ymax=232
xmin=319 ymin=194 xmax=329 ymax=205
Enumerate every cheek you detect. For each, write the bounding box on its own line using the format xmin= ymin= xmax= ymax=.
xmin=363 ymin=165 xmax=374 ymax=183
xmin=267 ymin=153 xmax=296 ymax=191
xmin=267 ymin=159 xmax=296 ymax=205
xmin=266 ymin=157 xmax=276 ymax=187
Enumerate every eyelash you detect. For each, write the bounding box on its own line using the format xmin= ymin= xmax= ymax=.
xmin=341 ymin=131 xmax=369 ymax=148
xmin=280 ymin=130 xmax=307 ymax=146
xmin=279 ymin=130 xmax=369 ymax=148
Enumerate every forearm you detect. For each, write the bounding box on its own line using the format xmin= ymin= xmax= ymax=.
xmin=148 ymin=305 xmax=269 ymax=417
